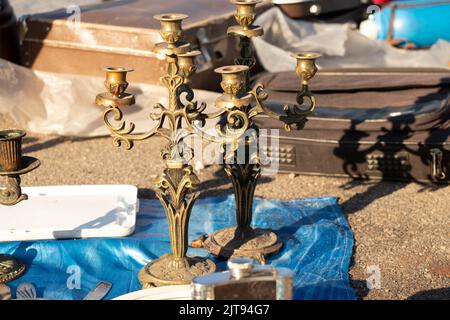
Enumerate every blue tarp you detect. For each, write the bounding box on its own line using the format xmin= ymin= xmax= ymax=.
xmin=0 ymin=196 xmax=355 ymax=300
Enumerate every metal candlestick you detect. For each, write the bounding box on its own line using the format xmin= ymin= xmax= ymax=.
xmin=228 ymin=0 xmax=264 ymax=91
xmin=199 ymin=0 xmax=321 ymax=264
xmin=0 ymin=130 xmax=40 ymax=206
xmin=0 ymin=129 xmax=40 ymax=284
xmin=95 ymin=13 xmax=216 ymax=288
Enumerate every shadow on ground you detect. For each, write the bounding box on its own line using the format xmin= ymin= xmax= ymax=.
xmin=408 ymin=287 xmax=450 ymax=300
xmin=137 ymin=166 xmax=274 ymax=200
xmin=23 ymin=136 xmax=102 ymax=153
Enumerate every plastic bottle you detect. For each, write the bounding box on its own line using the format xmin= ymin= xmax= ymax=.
xmin=360 ymin=0 xmax=450 ymax=48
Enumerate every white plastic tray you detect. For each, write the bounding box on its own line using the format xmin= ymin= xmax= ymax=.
xmin=113 ymin=285 xmax=191 ymax=300
xmin=0 ymin=185 xmax=138 ymax=242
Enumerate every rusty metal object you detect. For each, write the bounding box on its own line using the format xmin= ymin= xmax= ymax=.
xmin=0 ymin=254 xmax=25 ymax=284
xmin=0 ymin=130 xmax=40 ymax=206
xmin=0 ymin=130 xmax=25 ymax=172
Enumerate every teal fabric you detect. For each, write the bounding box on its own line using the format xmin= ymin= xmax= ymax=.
xmin=375 ymin=0 xmax=450 ymax=47
xmin=0 ymin=196 xmax=355 ymax=300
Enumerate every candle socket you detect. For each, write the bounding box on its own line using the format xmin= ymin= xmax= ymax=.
xmin=153 ymin=13 xmax=191 ymax=55
xmin=217 ymin=65 xmax=248 ymax=98
xmin=228 ymin=0 xmax=264 ymax=39
xmin=293 ymin=52 xmax=321 ymax=86
xmin=215 ymin=65 xmax=253 ymax=110
xmin=231 ymin=0 xmax=262 ymax=30
xmin=104 ymin=67 xmax=132 ymax=98
xmin=96 ymin=67 xmax=135 ymax=108
xmin=0 ymin=130 xmax=25 ymax=172
xmin=177 ymin=50 xmax=202 ymax=83
xmin=154 ymin=13 xmax=188 ymax=47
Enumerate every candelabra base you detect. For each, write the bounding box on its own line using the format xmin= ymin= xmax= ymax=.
xmin=204 ymin=227 xmax=282 ymax=265
xmin=0 ymin=156 xmax=40 ymax=206
xmin=0 ymin=254 xmax=25 ymax=284
xmin=138 ymin=254 xmax=216 ymax=288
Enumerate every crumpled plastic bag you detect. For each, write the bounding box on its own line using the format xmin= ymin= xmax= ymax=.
xmin=0 ymin=59 xmax=220 ymax=137
xmin=253 ymin=7 xmax=450 ymax=72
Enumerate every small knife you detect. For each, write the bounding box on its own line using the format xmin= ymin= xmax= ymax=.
xmin=83 ymin=281 xmax=112 ymax=300
xmin=0 ymin=284 xmax=12 ymax=300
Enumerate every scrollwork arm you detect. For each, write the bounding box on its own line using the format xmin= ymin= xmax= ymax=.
xmin=103 ymin=105 xmax=168 ymax=150
xmin=249 ymin=83 xmax=316 ymax=131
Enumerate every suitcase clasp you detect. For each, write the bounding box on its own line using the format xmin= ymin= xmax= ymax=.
xmin=430 ymin=148 xmax=447 ymax=180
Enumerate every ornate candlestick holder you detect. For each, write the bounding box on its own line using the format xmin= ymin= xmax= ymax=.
xmin=0 ymin=130 xmax=40 ymax=206
xmin=95 ymin=13 xmax=216 ymax=288
xmin=228 ymin=0 xmax=264 ymax=91
xmin=0 ymin=129 xmax=40 ymax=284
xmin=198 ymin=0 xmax=321 ymax=264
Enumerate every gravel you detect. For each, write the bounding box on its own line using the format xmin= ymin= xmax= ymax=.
xmin=1 ymin=114 xmax=449 ymax=300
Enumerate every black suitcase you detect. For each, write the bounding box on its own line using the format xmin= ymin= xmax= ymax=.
xmin=254 ymin=68 xmax=450 ymax=183
xmin=0 ymin=0 xmax=21 ymax=64
xmin=19 ymin=0 xmax=271 ymax=91
xmin=274 ymin=0 xmax=366 ymax=19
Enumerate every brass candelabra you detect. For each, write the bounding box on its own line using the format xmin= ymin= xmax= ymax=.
xmin=0 ymin=129 xmax=40 ymax=284
xmin=199 ymin=0 xmax=321 ymax=264
xmin=96 ymin=1 xmax=320 ymax=287
xmin=95 ymin=13 xmax=216 ymax=288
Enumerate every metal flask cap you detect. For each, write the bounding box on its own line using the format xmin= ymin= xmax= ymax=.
xmin=227 ymin=257 xmax=254 ymax=279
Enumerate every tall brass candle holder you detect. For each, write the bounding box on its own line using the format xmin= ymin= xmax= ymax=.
xmin=95 ymin=13 xmax=216 ymax=288
xmin=199 ymin=0 xmax=321 ymax=264
xmin=228 ymin=0 xmax=264 ymax=91
xmin=0 ymin=129 xmax=40 ymax=284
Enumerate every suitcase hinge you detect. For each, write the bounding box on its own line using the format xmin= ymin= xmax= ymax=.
xmin=430 ymin=148 xmax=447 ymax=180
xmin=17 ymin=15 xmax=29 ymax=44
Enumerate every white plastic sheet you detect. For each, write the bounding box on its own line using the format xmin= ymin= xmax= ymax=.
xmin=253 ymin=7 xmax=450 ymax=72
xmin=0 ymin=59 xmax=219 ymax=137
